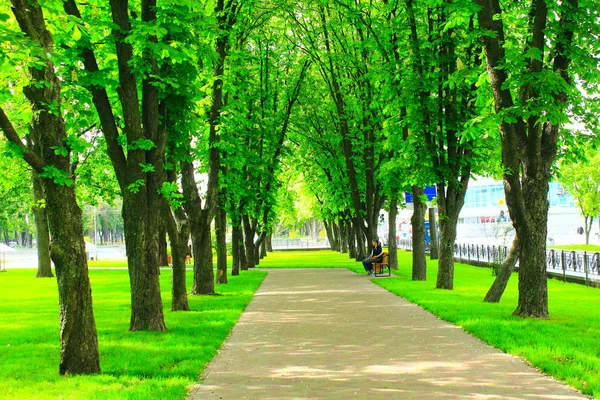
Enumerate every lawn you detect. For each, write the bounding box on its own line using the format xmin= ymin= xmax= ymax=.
xmin=2 ymin=249 xmax=599 ymax=399
xmin=548 ymin=244 xmax=600 ymax=252
xmin=0 ymin=268 xmax=266 ymax=400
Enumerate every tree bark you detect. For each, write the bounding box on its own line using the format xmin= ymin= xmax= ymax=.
xmin=339 ymin=221 xmax=348 ymax=253
xmin=190 ymin=214 xmax=215 ymax=294
xmin=32 ymin=172 xmax=52 ymax=278
xmin=239 ymin=224 xmax=248 ymax=271
xmin=388 ymin=197 xmax=398 ymax=270
xmin=435 ymin=215 xmax=458 ymax=289
xmin=159 ymin=224 xmax=168 ymax=267
xmin=231 ymin=221 xmax=241 ymax=276
xmin=164 ymin=165 xmax=190 ymax=312
xmin=121 ymin=192 xmax=167 ymax=330
xmin=354 ymin=219 xmax=366 ymax=261
xmin=215 ymin=197 xmax=228 ymax=284
xmin=411 ymin=186 xmax=427 ymax=280
xmin=347 ymin=222 xmax=356 ymax=259
xmin=584 ymin=215 xmax=592 ymax=245
xmin=484 ymin=236 xmax=519 ymax=303
xmin=324 ymin=220 xmax=339 ymax=251
xmin=428 ymin=208 xmax=439 ymax=260
xmin=260 ymin=239 xmax=267 ymax=259
xmin=243 ymin=215 xmax=257 ymax=268
xmin=180 ymin=161 xmax=216 ymax=295
xmin=435 ymin=179 xmax=469 ymax=290
xmin=165 ymin=207 xmax=190 ymax=312
xmin=48 ymin=181 xmax=101 ymax=374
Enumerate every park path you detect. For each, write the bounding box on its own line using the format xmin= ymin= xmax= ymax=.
xmin=187 ymin=268 xmax=586 ymax=400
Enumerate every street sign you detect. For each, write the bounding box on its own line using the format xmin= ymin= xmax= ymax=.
xmin=405 ymin=185 xmax=437 ymax=203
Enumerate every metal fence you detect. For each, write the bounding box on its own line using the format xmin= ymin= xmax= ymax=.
xmin=398 ymin=239 xmax=600 ymax=283
xmin=271 ymin=238 xmax=330 ymax=250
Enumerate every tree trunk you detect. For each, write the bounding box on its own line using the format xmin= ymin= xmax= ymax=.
xmin=324 ymin=220 xmax=338 ymax=251
xmin=411 ymin=186 xmax=427 ymax=281
xmin=388 ymin=198 xmax=398 ymax=270
xmin=231 ymin=222 xmax=241 ymax=276
xmin=435 ymin=176 xmax=470 ymax=290
xmin=159 ymin=224 xmax=168 ymax=267
xmin=243 ymin=215 xmax=256 ymax=268
xmin=260 ymin=239 xmax=267 ymax=259
xmin=32 ymin=172 xmax=52 ymax=278
xmin=266 ymin=233 xmax=273 ymax=252
xmin=339 ymin=222 xmax=348 ymax=253
xmin=484 ymin=236 xmax=519 ymax=303
xmin=164 ymin=188 xmax=190 ymax=312
xmin=254 ymin=231 xmax=267 ymax=265
xmin=512 ymin=182 xmax=550 ymax=318
xmin=239 ymin=226 xmax=248 ymax=271
xmin=190 ymin=213 xmax=215 ymax=295
xmin=428 ymin=208 xmax=439 ymax=260
xmin=122 ymin=192 xmax=167 ymax=331
xmin=435 ymin=215 xmax=458 ymax=289
xmin=180 ymin=159 xmax=217 ymax=295
xmin=347 ymin=223 xmax=356 ymax=259
xmin=584 ymin=215 xmax=592 ymax=245
xmin=46 ymin=181 xmax=101 ymax=374
xmin=354 ymin=219 xmax=366 ymax=260
xmin=215 ymin=199 xmax=228 ymax=284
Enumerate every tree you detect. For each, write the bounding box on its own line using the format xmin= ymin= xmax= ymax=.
xmin=32 ymin=170 xmax=52 ymax=277
xmin=559 ymin=149 xmax=600 ymax=245
xmin=286 ymin=2 xmax=390 ymax=259
xmin=484 ymin=235 xmax=519 ymax=303
xmin=221 ymin=7 xmax=311 ymax=269
xmin=475 ymin=0 xmax=599 ymax=317
xmin=1 ymin=0 xmax=100 ymax=374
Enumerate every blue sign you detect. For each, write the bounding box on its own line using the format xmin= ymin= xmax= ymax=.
xmin=405 ymin=185 xmax=437 ymax=203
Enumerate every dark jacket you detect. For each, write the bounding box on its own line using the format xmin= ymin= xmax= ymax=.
xmin=370 ymin=241 xmax=383 ymax=263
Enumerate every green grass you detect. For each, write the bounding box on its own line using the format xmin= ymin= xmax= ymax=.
xmin=2 ymin=249 xmax=600 ymax=398
xmin=0 ymin=268 xmax=266 ymax=400
xmin=258 ymin=249 xmax=357 ymax=269
xmin=548 ymin=244 xmax=600 ymax=252
xmin=88 ymin=259 xmax=129 ymax=268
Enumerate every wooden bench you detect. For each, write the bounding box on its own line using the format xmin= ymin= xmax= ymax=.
xmin=373 ymin=252 xmax=390 ymax=277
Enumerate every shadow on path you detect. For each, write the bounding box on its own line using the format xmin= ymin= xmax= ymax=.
xmin=188 ymin=269 xmax=586 ymax=400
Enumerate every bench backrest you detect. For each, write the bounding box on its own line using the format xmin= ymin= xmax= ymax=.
xmin=381 ymin=253 xmax=389 ymax=265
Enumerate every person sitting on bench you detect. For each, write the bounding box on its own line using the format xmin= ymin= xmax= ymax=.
xmin=362 ymin=239 xmax=383 ymax=275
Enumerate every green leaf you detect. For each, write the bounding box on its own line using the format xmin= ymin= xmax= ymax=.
xmin=129 ymin=139 xmax=156 ymax=151
xmin=50 ymin=145 xmax=69 ymax=157
xmin=139 ymin=163 xmax=155 ymax=173
xmin=39 ymin=166 xmax=74 ymax=187
xmin=72 ymin=25 xmax=82 ymax=41
xmin=127 ymin=179 xmax=146 ymax=194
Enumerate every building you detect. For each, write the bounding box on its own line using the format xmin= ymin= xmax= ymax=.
xmin=381 ymin=177 xmax=597 ymax=246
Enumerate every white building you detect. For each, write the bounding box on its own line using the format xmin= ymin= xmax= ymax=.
xmin=380 ymin=177 xmax=598 ymax=246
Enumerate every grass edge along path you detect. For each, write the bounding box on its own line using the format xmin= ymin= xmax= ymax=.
xmin=258 ymin=250 xmax=600 ymax=399
xmin=0 ymin=268 xmax=266 ymax=400
xmin=373 ymin=252 xmax=599 ymax=399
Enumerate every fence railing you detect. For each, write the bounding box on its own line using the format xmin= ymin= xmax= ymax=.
xmin=398 ymin=239 xmax=600 ymax=283
xmin=272 ymin=238 xmax=330 ymax=250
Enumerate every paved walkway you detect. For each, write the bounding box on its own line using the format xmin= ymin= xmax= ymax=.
xmin=188 ymin=269 xmax=586 ymax=400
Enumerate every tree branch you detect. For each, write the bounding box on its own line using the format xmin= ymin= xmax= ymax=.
xmin=0 ymin=106 xmax=46 ymax=172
